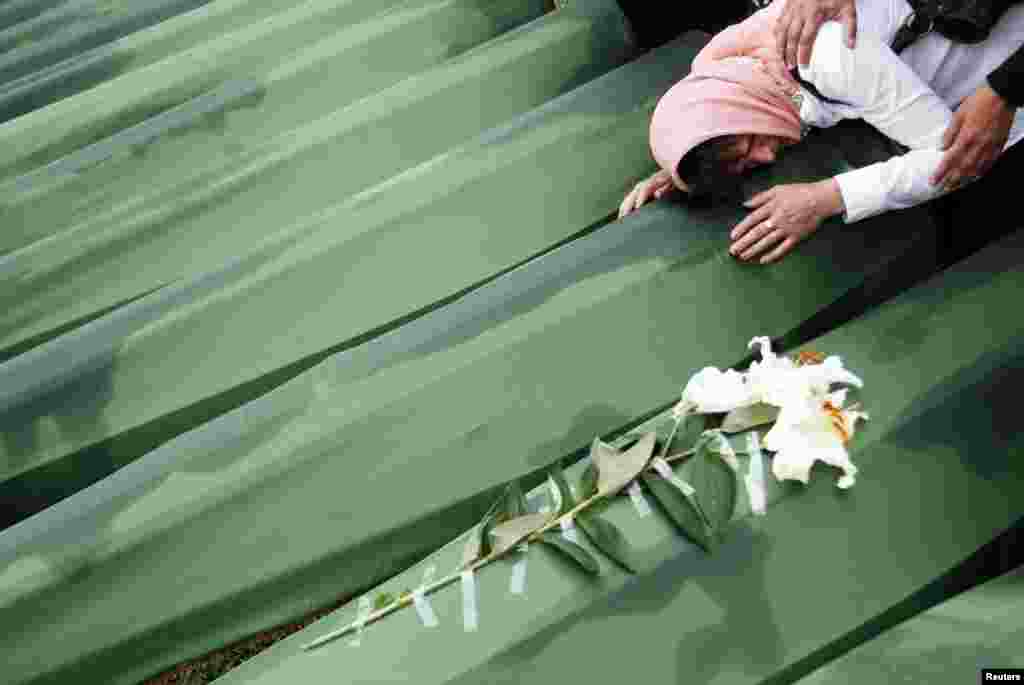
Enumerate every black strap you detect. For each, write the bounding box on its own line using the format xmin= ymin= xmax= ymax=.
xmin=891 ymin=6 xmax=937 ymax=54
xmin=788 ymin=67 xmax=850 ymax=106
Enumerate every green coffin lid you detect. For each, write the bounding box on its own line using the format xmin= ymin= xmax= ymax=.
xmin=0 ymin=0 xmax=404 ymax=122
xmin=796 ymin=567 xmax=1024 ymax=685
xmin=0 ymin=0 xmax=632 ymax=491
xmin=211 ymin=228 xmax=1024 ymax=685
xmin=0 ymin=120 xmax=945 ymax=685
xmin=0 ymin=16 xmax=958 ymax=685
xmin=0 ymin=0 xmax=582 ymax=341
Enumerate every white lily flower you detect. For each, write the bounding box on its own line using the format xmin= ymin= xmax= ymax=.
xmin=746 ymin=338 xmax=863 ymax=421
xmin=671 ymin=336 xmax=869 ymax=487
xmin=676 ymin=367 xmax=755 ymax=416
xmin=763 ymin=395 xmax=868 ymax=489
xmin=800 ymin=355 xmax=864 ymax=394
xmin=745 ymin=337 xmax=800 ymax=408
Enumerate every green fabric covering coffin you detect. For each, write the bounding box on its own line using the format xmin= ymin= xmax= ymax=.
xmin=0 ymin=27 xmax=936 ymax=505
xmin=0 ymin=114 xmax=946 ymax=685
xmin=0 ymin=0 xmax=379 ymax=122
xmin=795 ymin=566 xmax=1024 ymax=685
xmin=0 ymin=0 xmax=631 ymax=485
xmin=0 ymin=0 xmax=516 ymax=138
xmin=0 ymin=0 xmax=215 ymax=93
xmin=208 ymin=228 xmax=1024 ymax=685
xmin=0 ymin=0 xmax=569 ymax=312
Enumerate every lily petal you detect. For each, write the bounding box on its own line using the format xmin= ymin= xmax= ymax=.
xmin=680 ymin=367 xmax=755 ymax=414
xmin=770 ymin=446 xmax=817 ymax=484
xmin=764 ymin=405 xmax=861 ymax=489
xmin=804 ymin=356 xmax=864 ymax=392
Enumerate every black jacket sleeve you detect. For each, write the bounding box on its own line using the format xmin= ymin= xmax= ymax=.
xmin=988 ymin=43 xmax=1024 ymax=107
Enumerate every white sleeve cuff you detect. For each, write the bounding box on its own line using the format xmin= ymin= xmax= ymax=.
xmin=835 ymin=147 xmax=948 ymax=223
xmin=834 ymin=167 xmax=882 ymax=223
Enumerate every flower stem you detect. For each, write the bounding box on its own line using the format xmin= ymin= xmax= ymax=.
xmin=302 ymin=565 xmax=465 ymax=650
xmin=658 ymin=416 xmax=682 ymax=460
xmin=301 ymin=495 xmax=604 ymax=651
xmin=302 ymin=420 xmax=729 ymax=651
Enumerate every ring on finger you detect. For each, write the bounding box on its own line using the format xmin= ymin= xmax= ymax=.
xmin=743 ymin=230 xmax=783 ymax=260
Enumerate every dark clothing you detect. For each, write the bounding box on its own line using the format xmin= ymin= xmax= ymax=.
xmin=983 ymin=0 xmax=1024 ymax=104
xmin=932 ymin=133 xmax=1024 ymax=266
xmin=989 ymin=43 xmax=1024 ymax=106
xmin=614 ymin=0 xmax=752 ymax=49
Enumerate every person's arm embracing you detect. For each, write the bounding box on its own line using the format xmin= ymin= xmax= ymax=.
xmin=731 ymin=21 xmax=956 ymax=262
xmin=931 ymin=45 xmax=1022 ymax=189
xmin=775 ymin=0 xmax=858 ymax=68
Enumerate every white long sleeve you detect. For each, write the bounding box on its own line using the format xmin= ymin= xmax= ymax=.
xmin=796 ymin=22 xmax=954 ymax=223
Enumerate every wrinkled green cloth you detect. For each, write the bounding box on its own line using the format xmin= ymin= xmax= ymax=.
xmin=0 ymin=3 xmax=984 ymax=684
xmin=212 ymin=228 xmax=1024 ymax=685
xmin=797 ymin=567 xmax=1024 ymax=685
xmin=0 ymin=119 xmax=945 ymax=684
xmin=0 ymin=0 xmax=625 ymax=496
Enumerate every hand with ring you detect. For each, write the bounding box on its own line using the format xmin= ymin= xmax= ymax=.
xmin=729 ymin=180 xmax=845 ymax=263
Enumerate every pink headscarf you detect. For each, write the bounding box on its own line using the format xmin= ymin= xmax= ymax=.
xmin=650 ymin=1 xmax=804 ymax=189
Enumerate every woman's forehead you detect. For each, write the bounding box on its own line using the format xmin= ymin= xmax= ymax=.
xmin=717 ymin=134 xmax=749 ymax=159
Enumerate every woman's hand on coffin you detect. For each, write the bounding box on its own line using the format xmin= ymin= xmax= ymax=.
xmin=729 ymin=180 xmax=844 ymax=263
xmin=618 ymin=169 xmax=675 ymax=219
xmin=931 ymin=84 xmax=1014 ymax=191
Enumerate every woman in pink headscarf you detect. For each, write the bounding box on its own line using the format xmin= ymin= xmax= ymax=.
xmin=618 ymin=0 xmax=1024 ymax=263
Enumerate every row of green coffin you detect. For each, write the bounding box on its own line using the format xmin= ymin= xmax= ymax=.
xmin=211 ymin=228 xmax=1024 ymax=685
xmin=0 ymin=89 xmax=969 ymax=685
xmin=0 ymin=0 xmax=213 ymax=92
xmin=0 ymin=19 xmax=1003 ymax=685
xmin=0 ymin=0 xmax=326 ymax=121
xmin=0 ymin=0 xmax=563 ymax=343
xmin=0 ymin=0 xmax=626 ymax=494
xmin=797 ymin=566 xmax=1023 ymax=685
xmin=0 ymin=0 xmax=550 ymax=123
xmin=0 ymin=20 xmax=919 ymax=511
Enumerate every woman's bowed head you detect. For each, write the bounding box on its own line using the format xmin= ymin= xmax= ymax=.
xmin=619 ymin=50 xmax=846 ymax=264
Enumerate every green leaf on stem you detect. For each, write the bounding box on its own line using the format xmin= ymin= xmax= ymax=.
xmin=594 ymin=432 xmax=657 ymax=496
xmin=721 ymin=403 xmax=779 ymax=434
xmin=373 ymin=592 xmax=396 ymax=611
xmin=576 ymin=512 xmax=637 ymax=573
xmin=691 ymin=435 xmax=739 ymax=539
xmin=579 ymin=461 xmax=598 ymax=499
xmin=548 ymin=466 xmax=576 ymax=514
xmin=473 ymin=493 xmax=506 ymax=560
xmin=640 ymin=471 xmax=713 ymax=553
xmin=539 ymin=532 xmax=600 ymax=575
xmin=504 ymin=480 xmax=528 ymax=519
xmin=490 ymin=513 xmax=552 ymax=556
xmin=675 ymin=413 xmax=708 ymax=453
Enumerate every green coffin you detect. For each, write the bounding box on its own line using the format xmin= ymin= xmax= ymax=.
xmin=208 ymin=227 xmax=1024 ymax=685
xmin=0 ymin=0 xmax=632 ymax=497
xmin=0 ymin=0 xmax=589 ymax=339
xmin=796 ymin=567 xmax=1024 ymax=685
xmin=0 ymin=116 xmax=948 ymax=685
xmin=0 ymin=21 xmax=941 ymax=514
